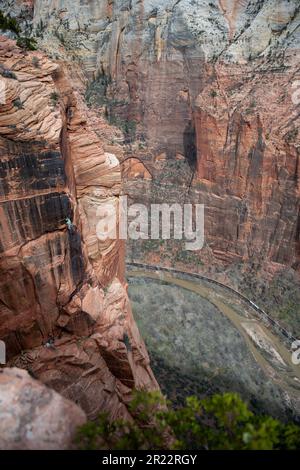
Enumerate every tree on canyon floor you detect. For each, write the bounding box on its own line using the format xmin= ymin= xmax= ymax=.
xmin=0 ymin=10 xmax=20 ymax=35
xmin=76 ymin=390 xmax=300 ymax=450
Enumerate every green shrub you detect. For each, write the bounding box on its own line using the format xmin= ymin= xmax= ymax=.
xmin=85 ymin=74 xmax=136 ymax=141
xmin=76 ymin=390 xmax=300 ymax=450
xmin=12 ymin=98 xmax=23 ymax=109
xmin=0 ymin=66 xmax=17 ymax=80
xmin=108 ymin=114 xmax=136 ymax=141
xmin=123 ymin=333 xmax=132 ymax=352
xmin=85 ymin=74 xmax=111 ymax=108
xmin=35 ymin=19 xmax=46 ymax=38
xmin=50 ymin=92 xmax=59 ymax=107
xmin=286 ymin=128 xmax=298 ymax=142
xmin=76 ymin=390 xmax=167 ymax=450
xmin=0 ymin=10 xmax=21 ymax=35
xmin=16 ymin=37 xmax=37 ymax=51
xmin=0 ymin=9 xmax=37 ymax=51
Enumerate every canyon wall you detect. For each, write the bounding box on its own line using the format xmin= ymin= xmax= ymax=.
xmin=27 ymin=0 xmax=300 ymax=271
xmin=0 ymin=0 xmax=299 ymax=429
xmin=0 ymin=35 xmax=158 ymax=421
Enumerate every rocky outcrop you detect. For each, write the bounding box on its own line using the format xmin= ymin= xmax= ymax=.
xmin=0 ymin=367 xmax=86 ymax=450
xmin=0 ymin=36 xmax=158 ymax=423
xmin=29 ymin=0 xmax=300 ymax=273
xmin=193 ymin=59 xmax=300 ymax=267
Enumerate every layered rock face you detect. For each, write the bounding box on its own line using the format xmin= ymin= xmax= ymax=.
xmin=0 ymin=0 xmax=299 ymax=435
xmin=0 ymin=36 xmax=158 ymax=422
xmin=194 ymin=59 xmax=300 ymax=267
xmin=31 ymin=0 xmax=300 ymax=272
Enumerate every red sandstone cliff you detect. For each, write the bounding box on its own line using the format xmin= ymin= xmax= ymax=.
xmin=193 ymin=59 xmax=300 ymax=268
xmin=0 ymin=36 xmax=158 ymax=421
xmin=0 ymin=0 xmax=299 ymax=428
xmin=2 ymin=0 xmax=298 ymax=275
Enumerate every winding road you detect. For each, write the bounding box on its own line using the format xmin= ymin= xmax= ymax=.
xmin=126 ymin=262 xmax=297 ymax=345
xmin=127 ymin=261 xmax=300 ymax=399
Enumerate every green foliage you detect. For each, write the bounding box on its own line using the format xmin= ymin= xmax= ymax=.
xmin=76 ymin=391 xmax=168 ymax=450
xmin=0 ymin=65 xmax=17 ymax=80
xmin=174 ymin=249 xmax=203 ymax=266
xmin=12 ymin=98 xmax=23 ymax=110
xmin=50 ymin=92 xmax=59 ymax=107
xmin=123 ymin=333 xmax=132 ymax=352
xmin=108 ymin=114 xmax=136 ymax=141
xmin=76 ymin=390 xmax=300 ymax=450
xmin=0 ymin=10 xmax=37 ymax=51
xmin=142 ymin=239 xmax=165 ymax=252
xmin=85 ymin=74 xmax=135 ymax=141
xmin=279 ymin=423 xmax=300 ymax=450
xmin=16 ymin=37 xmax=37 ymax=51
xmin=210 ymin=90 xmax=217 ymax=98
xmin=285 ymin=128 xmax=298 ymax=142
xmin=0 ymin=10 xmax=21 ymax=35
xmin=35 ymin=19 xmax=46 ymax=38
xmin=85 ymin=74 xmax=111 ymax=108
xmin=85 ymin=74 xmax=128 ymax=110
xmin=166 ymin=393 xmax=281 ymax=450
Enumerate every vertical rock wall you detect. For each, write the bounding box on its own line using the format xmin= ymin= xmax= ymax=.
xmin=0 ymin=36 xmax=158 ymax=420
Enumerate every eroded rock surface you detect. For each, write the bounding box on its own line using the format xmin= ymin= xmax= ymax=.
xmin=0 ymin=0 xmax=299 ymax=434
xmin=29 ymin=0 xmax=300 ymax=271
xmin=0 ymin=367 xmax=86 ymax=450
xmin=0 ymin=36 xmax=158 ymax=423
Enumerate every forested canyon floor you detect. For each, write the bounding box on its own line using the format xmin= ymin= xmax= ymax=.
xmin=127 ymin=270 xmax=300 ymax=422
